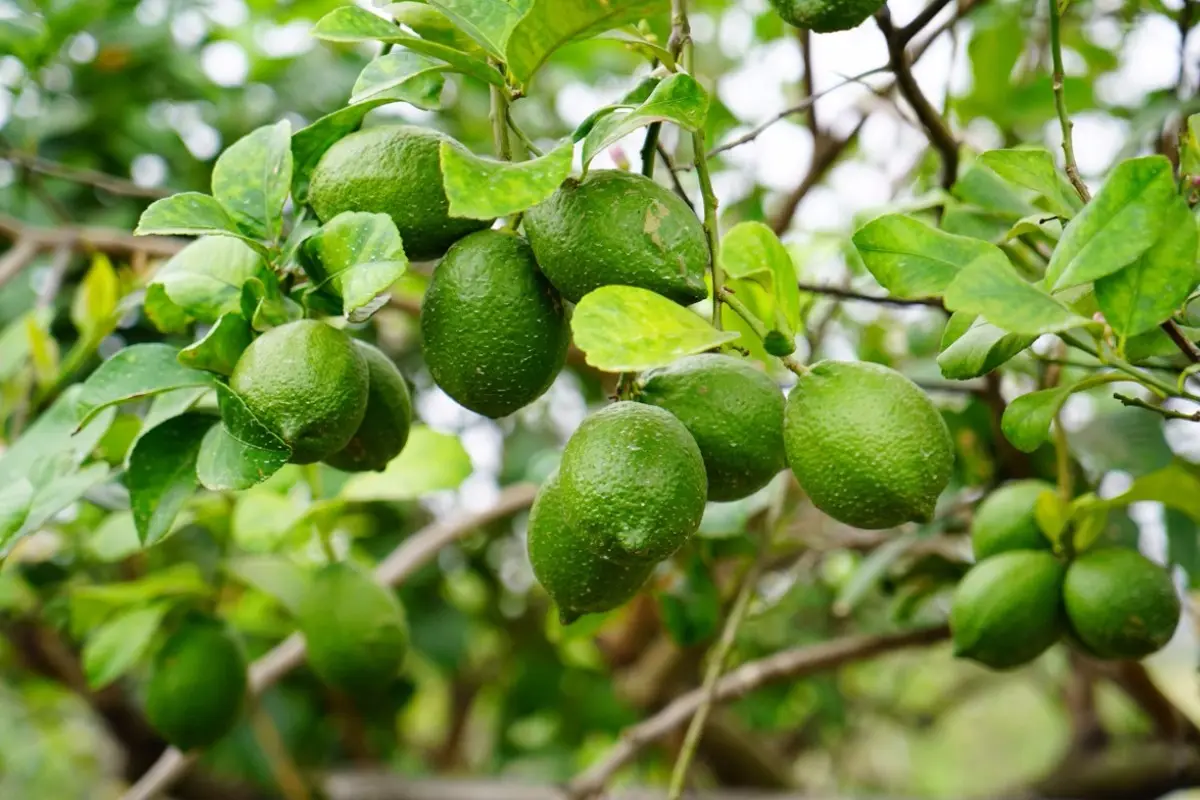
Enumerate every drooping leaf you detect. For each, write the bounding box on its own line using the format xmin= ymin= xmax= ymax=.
xmin=69 ymin=564 xmax=210 ymax=633
xmin=505 ymin=0 xmax=668 ymax=86
xmin=581 ymin=72 xmax=709 ymax=170
xmin=387 ymin=2 xmax=489 ymax=54
xmin=211 ymin=120 xmax=293 ymax=242
xmin=978 ymin=148 xmax=1084 ymax=219
xmin=1106 ymin=463 xmax=1200 ymax=524
xmin=439 ymin=140 xmax=573 ymax=220
xmin=224 ymin=556 xmax=311 ymax=615
xmin=71 ymin=254 xmax=120 ymax=339
xmin=720 ymin=222 xmax=803 ymax=347
xmin=135 ymin=192 xmax=259 ymax=247
xmin=340 ymin=426 xmax=472 ymax=501
xmin=425 ymin=0 xmax=525 ymax=58
xmin=1181 ymin=113 xmax=1200 ymax=177
xmin=76 ymin=344 xmax=218 ymax=428
xmin=151 ymin=236 xmax=266 ymax=323
xmin=177 ymin=313 xmax=253 ymax=376
xmin=1002 ymin=386 xmax=1073 ymax=453
xmin=142 ymin=283 xmax=192 ymax=334
xmin=82 ymin=604 xmax=168 ymax=689
xmin=6 ymin=462 xmax=111 ymax=555
xmin=937 ymin=313 xmax=1034 ymax=380
xmin=572 ymin=285 xmax=740 ymax=372
xmin=943 ymin=251 xmax=1089 ymax=335
xmin=301 ymin=211 xmax=409 ymax=320
xmin=195 ymin=383 xmax=290 ymax=491
xmin=350 ymin=49 xmax=447 ymax=108
xmin=1094 ymin=198 xmax=1200 ymax=339
xmin=0 ymin=385 xmax=115 ymax=487
xmin=126 ymin=413 xmax=214 ymax=545
xmin=1045 ymin=156 xmax=1177 ymax=291
xmin=0 ymin=481 xmax=33 ymax=549
xmin=851 ymin=214 xmax=998 ymax=298
xmin=240 ymin=272 xmax=303 ymax=331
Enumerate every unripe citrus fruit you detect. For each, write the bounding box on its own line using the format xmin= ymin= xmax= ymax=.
xmin=768 ymin=0 xmax=887 ymax=33
xmin=299 ymin=561 xmax=408 ymax=693
xmin=950 ymin=550 xmax=1065 ymax=670
xmin=636 ymin=354 xmax=786 ymax=502
xmin=421 ymin=230 xmax=569 ymax=418
xmin=1063 ymin=548 xmax=1180 ymax=660
xmin=783 ymin=361 xmax=953 ymax=529
xmin=230 ymin=319 xmax=369 ymax=464
xmin=559 ymin=403 xmax=707 ymax=564
xmin=308 ymin=125 xmax=492 ymax=260
xmin=971 ymin=480 xmax=1055 ymax=561
xmin=144 ymin=617 xmax=247 ymax=750
xmin=523 ymin=170 xmax=709 ymax=305
xmin=324 ymin=341 xmax=412 ymax=473
xmin=528 ymin=472 xmax=655 ymax=624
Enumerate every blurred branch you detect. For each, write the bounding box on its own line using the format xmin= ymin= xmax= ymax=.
xmin=770 ymin=122 xmax=864 ymax=235
xmin=1114 ymin=393 xmax=1200 ymax=422
xmin=121 ymin=484 xmax=539 ymax=800
xmin=323 ymin=775 xmax=825 ymax=800
xmin=899 ymin=0 xmax=957 ymax=45
xmin=566 ymin=625 xmax=950 ymax=799
xmin=1 ymin=149 xmax=172 ymax=199
xmin=797 ymin=280 xmax=945 ymax=308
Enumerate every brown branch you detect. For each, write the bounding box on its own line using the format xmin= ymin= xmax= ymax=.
xmin=899 ymin=0 xmax=956 ymax=45
xmin=323 ymin=775 xmax=827 ymax=800
xmin=797 ymin=280 xmax=945 ymax=308
xmin=656 ymin=142 xmax=695 ymax=212
xmin=2 ymin=149 xmax=172 ymax=199
xmin=566 ymin=625 xmax=950 ymax=799
xmin=121 ymin=484 xmax=539 ymax=800
xmin=0 ymin=212 xmax=186 ymax=268
xmin=1163 ymin=320 xmax=1200 ymax=363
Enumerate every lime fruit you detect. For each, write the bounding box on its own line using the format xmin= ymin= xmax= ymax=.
xmin=636 ymin=354 xmax=786 ymax=502
xmin=559 ymin=402 xmax=707 ymax=564
xmin=1063 ymin=547 xmax=1180 ymax=660
xmin=971 ymin=480 xmax=1055 ymax=561
xmin=308 ymin=125 xmax=492 ymax=261
xmin=421 ymin=230 xmax=569 ymax=418
xmin=144 ymin=617 xmax=247 ymax=750
xmin=229 ymin=319 xmax=369 ymax=464
xmin=950 ymin=550 xmax=1065 ymax=670
xmin=299 ymin=561 xmax=408 ymax=693
xmin=528 ymin=472 xmax=655 ymax=624
xmin=324 ymin=341 xmax=412 ymax=473
xmin=523 ymin=170 xmax=709 ymax=305
xmin=768 ymin=0 xmax=887 ymax=33
xmin=783 ymin=360 xmax=953 ymax=529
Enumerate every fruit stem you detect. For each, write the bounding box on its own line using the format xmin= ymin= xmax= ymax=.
xmin=489 ymin=77 xmax=512 ymax=163
xmin=692 ymin=132 xmax=724 ymax=330
xmin=717 ymin=287 xmax=809 ymax=375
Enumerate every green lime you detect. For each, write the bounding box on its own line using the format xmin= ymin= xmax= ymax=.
xmin=768 ymin=0 xmax=887 ymax=32
xmin=144 ymin=617 xmax=247 ymax=750
xmin=230 ymin=319 xmax=369 ymax=464
xmin=559 ymin=402 xmax=707 ymax=564
xmin=1063 ymin=547 xmax=1180 ymax=660
xmin=528 ymin=472 xmax=655 ymax=624
xmin=324 ymin=341 xmax=412 ymax=473
xmin=783 ymin=360 xmax=953 ymax=529
xmin=636 ymin=354 xmax=786 ymax=502
xmin=299 ymin=561 xmax=408 ymax=693
xmin=971 ymin=480 xmax=1055 ymax=561
xmin=950 ymin=550 xmax=1065 ymax=670
xmin=421 ymin=230 xmax=569 ymax=418
xmin=308 ymin=125 xmax=492 ymax=261
xmin=523 ymin=170 xmax=709 ymax=305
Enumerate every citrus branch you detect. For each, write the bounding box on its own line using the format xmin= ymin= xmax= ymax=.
xmin=1048 ymin=0 xmax=1090 ymax=204
xmin=1 ymin=148 xmax=172 ymax=199
xmin=716 ymin=287 xmax=808 ymax=376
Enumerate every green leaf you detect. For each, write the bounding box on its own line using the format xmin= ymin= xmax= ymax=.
xmin=177 ymin=313 xmax=253 ymax=376
xmin=196 ymin=383 xmax=290 ymax=491
xmin=127 ymin=413 xmax=213 ymax=546
xmin=71 ymin=255 xmax=120 ymax=339
xmin=140 ymin=387 xmax=211 ymax=442
xmin=350 ymin=49 xmax=447 ymax=108
xmin=1183 ymin=114 xmax=1200 ymax=177
xmin=82 ymin=604 xmax=168 ymax=689
xmin=232 ymin=490 xmax=305 ymax=552
xmin=386 ymin=2 xmax=489 ymax=54
xmin=1045 ymin=156 xmax=1177 ymax=291
xmin=69 ymin=564 xmax=209 ymax=633
xmin=440 ymin=140 xmax=573 ymax=220
xmin=1105 ymin=463 xmax=1200 ymax=523
xmin=135 ymin=192 xmax=255 ymax=244
xmin=240 ymin=272 xmax=303 ymax=331
xmin=76 ymin=344 xmax=218 ymax=428
xmin=86 ymin=512 xmax=143 ymax=563
xmin=943 ymin=251 xmax=1089 ymax=335
xmin=143 ymin=284 xmax=192 ymax=334
xmin=1034 ymin=490 xmax=1069 ymax=549
xmin=936 ymin=314 xmax=1034 ymax=380
xmin=720 ymin=222 xmax=803 ymax=345
xmin=1094 ymin=197 xmax=1200 ymax=339
xmin=302 ymin=212 xmax=409 ymax=320
xmin=224 ymin=556 xmax=310 ymax=615
xmin=1002 ymin=386 xmax=1072 ymax=453
xmin=426 ymin=0 xmax=525 ymax=58
xmin=851 ymin=214 xmax=998 ymax=298
xmin=6 ymin=462 xmax=111 ymax=554
xmin=312 ymin=6 xmax=503 ymax=87
xmin=211 ymin=120 xmax=293 ymax=243
xmin=572 ymin=285 xmax=740 ymax=372
xmin=977 ymin=148 xmax=1084 ymax=219
xmin=340 ymin=426 xmax=472 ymax=501
xmin=658 ymin=553 xmax=720 ymax=646
xmin=0 ymin=481 xmax=33 ymax=548
xmin=505 ymin=0 xmax=668 ymax=86
xmin=0 ymin=385 xmax=113 ymax=487
xmin=292 ymin=103 xmax=384 ymax=203
xmin=580 ymin=73 xmax=709 ymax=170
xmin=1125 ymin=324 xmax=1200 ymax=362
xmin=151 ymin=236 xmax=266 ymax=323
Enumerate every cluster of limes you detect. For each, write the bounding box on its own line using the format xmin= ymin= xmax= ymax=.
xmin=951 ymin=481 xmax=1181 ymax=669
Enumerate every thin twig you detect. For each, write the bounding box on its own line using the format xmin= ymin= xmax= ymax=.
xmin=656 ymin=143 xmax=694 ymax=211
xmin=1114 ymin=393 xmax=1200 ymax=422
xmin=641 ymin=122 xmax=662 ymax=178
xmin=0 ymin=237 xmax=39 ymax=288
xmin=899 ymin=0 xmax=957 ymax=44
xmin=1048 ymin=0 xmax=1090 ymax=203
xmin=1 ymin=149 xmax=172 ymax=199
xmin=797 ymin=280 xmax=945 ymax=308
xmin=0 ymin=213 xmax=186 ymax=259
xmin=120 ymin=485 xmax=539 ymax=800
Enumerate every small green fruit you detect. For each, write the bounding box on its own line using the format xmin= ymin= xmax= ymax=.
xmin=308 ymin=125 xmax=492 ymax=260
xmin=783 ymin=361 xmax=953 ymax=529
xmin=299 ymin=562 xmax=408 ymax=693
xmin=144 ymin=617 xmax=247 ymax=750
xmin=524 ymin=170 xmax=709 ymax=305
xmin=763 ymin=330 xmax=796 ymax=357
xmin=637 ymin=354 xmax=786 ymax=502
xmin=230 ymin=320 xmax=369 ymax=464
xmin=528 ymin=473 xmax=654 ymax=624
xmin=1063 ymin=548 xmax=1180 ymax=660
xmin=971 ymin=480 xmax=1055 ymax=561
xmin=421 ymin=230 xmax=569 ymax=418
xmin=950 ymin=550 xmax=1065 ymax=670
xmin=325 ymin=341 xmax=412 ymax=473
xmin=559 ymin=403 xmax=707 ymax=564
xmin=768 ymin=0 xmax=887 ymax=33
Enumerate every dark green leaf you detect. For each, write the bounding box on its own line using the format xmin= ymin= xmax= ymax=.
xmin=944 ymin=250 xmax=1089 ymax=335
xmin=977 ymin=148 xmax=1084 ymax=219
xmin=211 ymin=120 xmax=293 ymax=242
xmin=937 ymin=314 xmax=1034 ymax=380
xmin=851 ymin=214 xmax=998 ymax=298
xmin=151 ymin=236 xmax=266 ymax=323
xmin=240 ymin=272 xmax=303 ymax=331
xmin=177 ymin=313 xmax=253 ymax=375
xmin=127 ymin=413 xmax=213 ymax=546
xmin=440 ymin=140 xmax=573 ymax=220
xmin=76 ymin=344 xmax=218 ymax=428
xmin=196 ymin=383 xmax=290 ymax=491
xmin=82 ymin=604 xmax=168 ymax=689
xmin=302 ymin=211 xmax=409 ymax=320
xmin=581 ymin=73 xmax=709 ymax=170
xmin=350 ymin=50 xmax=447 ymax=108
